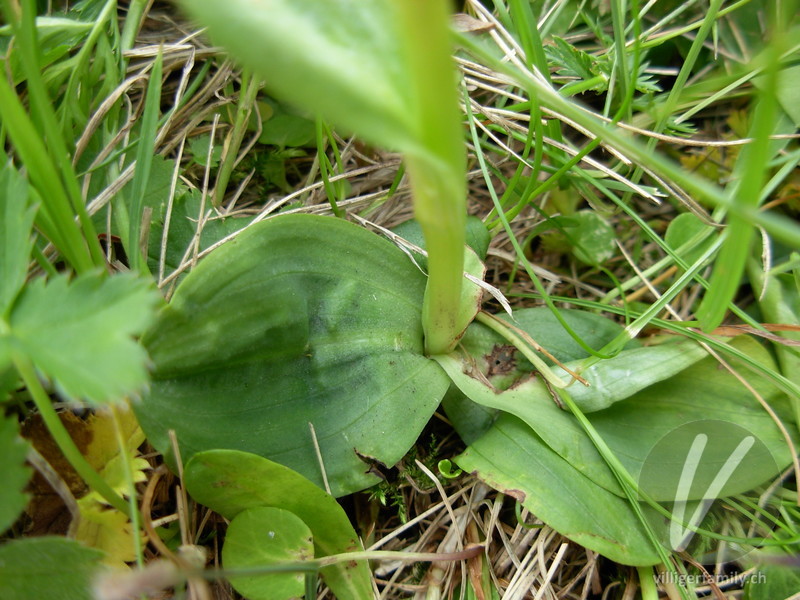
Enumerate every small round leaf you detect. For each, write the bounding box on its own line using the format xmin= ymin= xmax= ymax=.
xmin=223 ymin=507 xmax=314 ymax=600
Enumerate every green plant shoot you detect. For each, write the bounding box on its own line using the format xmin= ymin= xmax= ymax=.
xmin=177 ymin=0 xmax=466 ymax=354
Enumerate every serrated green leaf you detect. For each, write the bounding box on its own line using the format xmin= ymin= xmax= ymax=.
xmin=6 ymin=272 xmax=160 ymax=404
xmin=0 ymin=537 xmax=104 ymax=600
xmin=139 ymin=214 xmax=449 ymax=496
xmin=0 ymin=164 xmax=36 ymax=317
xmin=547 ymin=37 xmax=602 ymax=83
xmin=0 ymin=414 xmax=31 ymax=535
xmin=185 ymin=449 xmax=372 ymax=600
xmin=223 ymin=507 xmax=314 ymax=600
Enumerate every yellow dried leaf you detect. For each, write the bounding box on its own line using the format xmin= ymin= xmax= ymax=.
xmin=73 ymin=498 xmax=143 ymax=567
xmin=83 ymin=405 xmax=148 ymax=499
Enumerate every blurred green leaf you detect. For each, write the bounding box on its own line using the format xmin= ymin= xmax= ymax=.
xmin=178 ymin=0 xmax=418 ymax=155
xmin=0 ymin=415 xmax=30 ymax=535
xmin=0 ymin=164 xmax=36 ymax=317
xmin=0 ymin=537 xmax=103 ymax=600
xmin=188 ymin=134 xmax=222 ymax=168
xmin=665 ymin=212 xmax=717 ymax=266
xmin=258 ymin=99 xmax=316 ymax=147
xmin=564 ymin=210 xmax=616 ymax=266
xmin=744 ymin=562 xmax=800 ymax=600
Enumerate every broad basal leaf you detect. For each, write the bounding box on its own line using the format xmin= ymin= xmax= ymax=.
xmin=185 ymin=449 xmax=372 ymax=600
xmin=590 ymin=337 xmax=797 ymax=501
xmin=436 ymin=337 xmax=710 ymax=495
xmin=5 ymin=272 xmax=160 ymax=404
xmin=744 ymin=561 xmax=800 ymax=600
xmin=223 ymin=507 xmax=314 ymax=600
xmin=0 ymin=537 xmax=103 ymax=600
xmin=457 ymin=413 xmax=662 ymax=566
xmin=0 ymin=414 xmax=31 ymax=535
xmin=138 ymin=214 xmax=450 ymax=497
xmin=443 ymin=307 xmax=634 ymax=444
xmin=441 ymin=313 xmax=795 ymax=501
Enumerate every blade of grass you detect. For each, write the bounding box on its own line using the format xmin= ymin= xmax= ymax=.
xmin=608 ymin=0 xmax=630 ymax=120
xmin=463 ymin=82 xmax=617 ymax=359
xmin=127 ymin=49 xmax=163 ymax=273
xmin=0 ymin=74 xmax=90 ymax=270
xmin=315 ymin=118 xmax=345 ymax=218
xmin=460 ymin=31 xmax=800 ymax=247
xmin=2 ymin=0 xmax=104 ymax=269
xmin=696 ymin=19 xmax=783 ymax=331
xmin=213 ymin=69 xmax=260 ymax=207
xmin=120 ymin=0 xmax=153 ymax=54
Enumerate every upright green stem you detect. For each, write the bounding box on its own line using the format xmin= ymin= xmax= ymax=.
xmin=13 ymin=355 xmax=131 ymax=516
xmin=394 ymin=0 xmax=466 ymax=355
xmin=110 ymin=404 xmax=144 ymax=565
xmin=638 ymin=566 xmax=658 ymax=600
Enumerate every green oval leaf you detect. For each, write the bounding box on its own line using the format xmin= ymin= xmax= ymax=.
xmin=664 ymin=212 xmax=716 ymax=266
xmin=223 ymin=507 xmax=313 ymax=600
xmin=442 ymin=307 xmax=634 ymax=443
xmin=138 ymin=215 xmax=449 ymax=496
xmin=442 ymin=333 xmax=796 ymax=502
xmin=564 ymin=210 xmax=615 ymax=266
xmin=185 ymin=449 xmax=371 ymax=600
xmin=456 ymin=413 xmax=661 ymax=566
xmin=590 ymin=337 xmax=797 ymax=500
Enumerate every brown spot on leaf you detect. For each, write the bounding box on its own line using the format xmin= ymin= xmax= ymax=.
xmin=354 ymin=448 xmax=389 ymax=480
xmin=452 ymin=13 xmax=495 ymax=34
xmin=503 ymin=489 xmax=526 ymax=503
xmin=484 ymin=344 xmax=518 ymax=377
